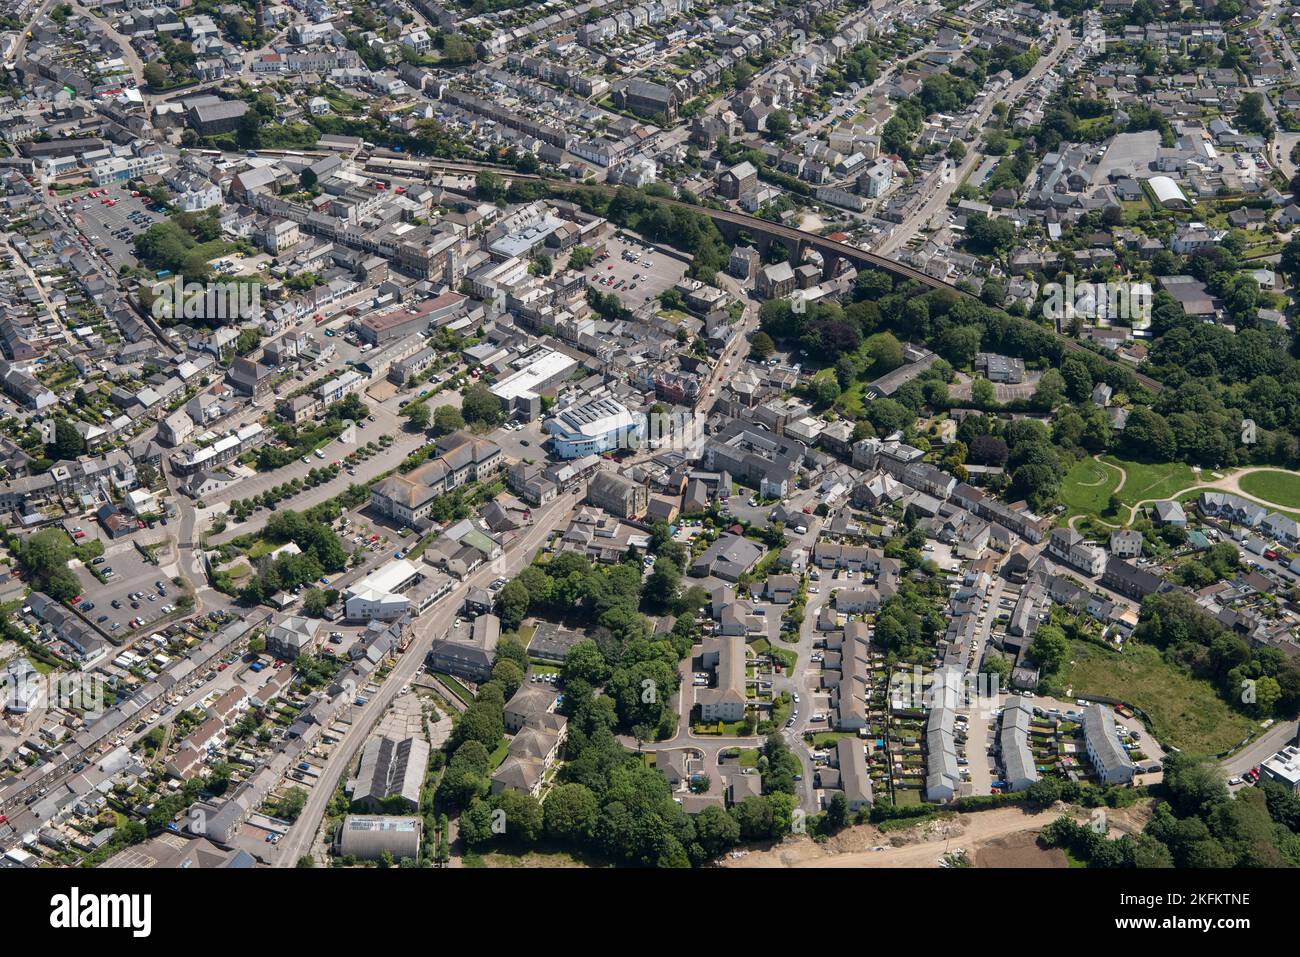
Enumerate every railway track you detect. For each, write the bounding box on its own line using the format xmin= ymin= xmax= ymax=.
xmin=359 ymin=155 xmax=1164 ymax=392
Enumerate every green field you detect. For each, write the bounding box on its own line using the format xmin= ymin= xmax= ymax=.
xmin=1055 ymin=641 xmax=1255 ymax=757
xmin=1059 ymin=457 xmax=1120 ymax=522
xmin=1238 ymin=470 xmax=1300 ymax=509
xmin=1060 ymin=456 xmax=1201 ymax=524
xmin=1101 ymin=456 xmax=1198 ymax=506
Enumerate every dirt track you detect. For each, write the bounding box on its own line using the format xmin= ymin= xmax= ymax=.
xmin=719 ymin=802 xmax=1153 ymax=868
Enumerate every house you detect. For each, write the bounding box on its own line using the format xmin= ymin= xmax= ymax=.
xmin=832 ymin=737 xmax=873 ymax=809
xmin=835 ymin=587 xmax=880 ymax=614
xmin=586 ymin=470 xmax=648 ymax=520
xmin=718 ymin=161 xmax=758 ymax=199
xmin=1047 ymin=527 xmax=1105 ymax=577
xmin=756 ymin=261 xmax=796 ymax=300
xmin=999 ymin=699 xmax=1038 ymax=793
xmin=690 ymin=534 xmax=765 ymax=582
xmin=764 ymin=574 xmax=798 ymax=604
xmin=503 ymin=684 xmax=559 ymax=734
xmin=1101 ymin=557 xmax=1164 ymax=601
xmin=698 ymin=635 xmax=746 ymax=723
xmin=1109 ymin=530 xmax=1143 ymax=559
xmin=350 ymin=736 xmax=429 ymax=813
xmin=1152 ymin=500 xmax=1186 ymax=526
xmin=1083 ymin=703 xmax=1136 ymax=785
xmin=266 ymin=615 xmax=320 ymax=660
xmin=924 ymin=704 xmax=960 ymax=802
xmin=370 ymin=433 xmax=503 ymax=527
xmin=427 ymin=613 xmax=499 ymax=682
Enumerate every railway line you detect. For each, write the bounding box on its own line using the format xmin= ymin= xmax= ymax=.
xmin=359 ymin=154 xmax=1164 ymax=392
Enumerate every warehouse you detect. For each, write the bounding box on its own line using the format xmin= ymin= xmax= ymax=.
xmin=335 ymin=815 xmax=422 ymax=861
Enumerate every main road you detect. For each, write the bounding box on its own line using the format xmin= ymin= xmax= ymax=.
xmin=874 ymin=18 xmax=1075 ymax=255
xmin=273 ymin=489 xmax=581 ymax=866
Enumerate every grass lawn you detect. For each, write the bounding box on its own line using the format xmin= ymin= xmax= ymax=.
xmin=891 ymin=788 xmax=923 ymax=807
xmin=1060 ymin=457 xmax=1120 ymax=522
xmin=245 ymin=539 xmax=277 ymax=559
xmin=1055 ymin=640 xmax=1255 ymax=757
xmin=737 ymin=748 xmax=761 ymax=767
xmin=811 ymin=731 xmax=854 ymax=748
xmin=1102 ymin=456 xmax=1198 ymax=506
xmin=432 ymin=671 xmax=474 ymax=705
xmin=470 ymin=844 xmax=607 ymax=867
xmin=1238 ymin=470 xmax=1300 ymax=509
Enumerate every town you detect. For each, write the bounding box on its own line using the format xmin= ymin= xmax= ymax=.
xmin=0 ymin=0 xmax=1296 ymax=876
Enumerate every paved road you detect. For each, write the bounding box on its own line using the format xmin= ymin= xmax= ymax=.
xmin=273 ymin=490 xmax=580 ymax=866
xmin=876 ymin=20 xmax=1075 ymax=255
xmin=1222 ymin=719 xmax=1298 ymax=782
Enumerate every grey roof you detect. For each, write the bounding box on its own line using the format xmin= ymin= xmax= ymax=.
xmin=352 ymin=735 xmax=429 ymax=808
xmin=999 ymin=700 xmax=1038 ymax=791
xmin=1083 ymin=703 xmax=1136 ymax=779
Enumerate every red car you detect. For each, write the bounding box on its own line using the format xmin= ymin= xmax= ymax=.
xmin=73 ymin=530 xmax=85 ymax=539
xmin=217 ymin=663 xmax=227 ymax=671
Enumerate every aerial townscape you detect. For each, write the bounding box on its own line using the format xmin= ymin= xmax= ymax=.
xmin=2 ymin=0 xmax=1300 ymax=889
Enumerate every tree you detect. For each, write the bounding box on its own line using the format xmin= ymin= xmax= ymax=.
xmin=824 ymin=791 xmax=850 ymax=830
xmin=301 ymin=587 xmax=328 ymax=618
xmin=403 ymin=402 xmax=431 ymax=430
xmin=561 ymin=639 xmax=610 ymax=685
xmin=491 ymin=658 xmax=524 ymax=698
xmin=643 ymin=557 xmax=682 ymax=613
xmin=461 ymin=382 xmax=503 ymax=427
xmin=695 ymin=804 xmax=740 ymax=857
xmin=1280 ymin=235 xmax=1300 ymax=278
xmin=750 ymin=331 xmax=775 ymax=360
xmin=432 ymin=404 xmax=464 ymax=436
xmin=568 ymin=246 xmax=594 ymax=270
xmin=475 ymin=169 xmax=505 ymax=202
xmin=496 ymin=580 xmax=530 ymax=631
xmin=1237 ymin=91 xmax=1273 ymax=137
xmin=299 ymin=167 xmax=318 ymax=191
xmin=51 ymin=418 xmax=85 ymax=460
xmin=766 ymin=109 xmax=792 ymax=138
xmin=971 ymin=377 xmax=995 ymax=407
xmin=143 ymin=62 xmax=169 ymax=90
xmin=491 ymin=789 xmax=544 ymax=843
xmin=544 ymin=783 xmax=599 ymax=843
xmin=1030 ymin=624 xmax=1068 ymax=674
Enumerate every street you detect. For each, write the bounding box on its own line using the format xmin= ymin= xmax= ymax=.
xmin=272 ymin=489 xmax=580 ymax=866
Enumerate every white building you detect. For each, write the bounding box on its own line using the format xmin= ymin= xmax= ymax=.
xmin=544 ymin=396 xmax=642 ymax=459
xmin=343 ymin=559 xmax=423 ymax=622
